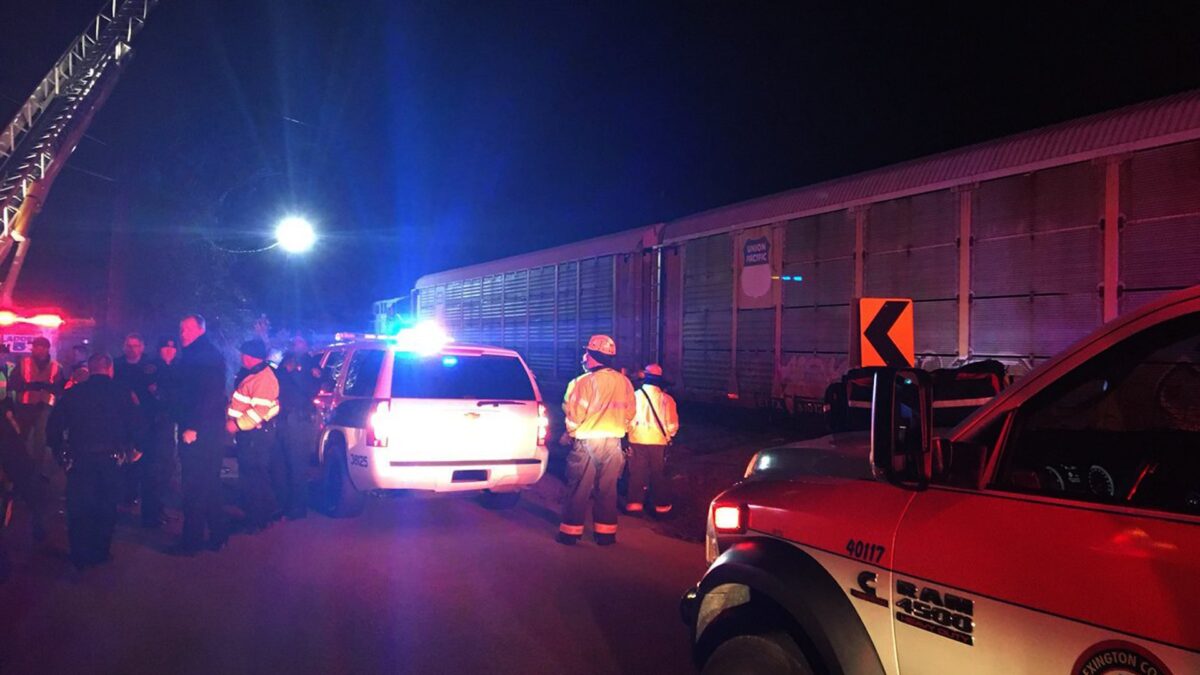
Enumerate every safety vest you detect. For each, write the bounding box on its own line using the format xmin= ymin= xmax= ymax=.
xmin=628 ymin=384 xmax=680 ymax=445
xmin=227 ymin=366 xmax=280 ymax=431
xmin=18 ymin=357 xmax=61 ymax=406
xmin=563 ymin=367 xmax=636 ymax=440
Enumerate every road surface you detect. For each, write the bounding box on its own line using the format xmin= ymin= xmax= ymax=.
xmin=0 ymin=490 xmax=705 ymax=674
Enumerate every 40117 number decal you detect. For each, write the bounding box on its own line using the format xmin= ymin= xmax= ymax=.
xmin=845 ymin=538 xmax=886 ymax=564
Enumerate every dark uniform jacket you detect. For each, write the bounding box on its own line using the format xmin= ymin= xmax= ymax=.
xmin=278 ymin=361 xmax=320 ymax=417
xmin=175 ymin=335 xmax=228 ymax=433
xmin=114 ymin=357 xmax=157 ymax=415
xmin=46 ymin=374 xmax=140 ymax=460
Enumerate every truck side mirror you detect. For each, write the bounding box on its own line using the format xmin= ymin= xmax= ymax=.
xmin=870 ymin=369 xmax=933 ymax=488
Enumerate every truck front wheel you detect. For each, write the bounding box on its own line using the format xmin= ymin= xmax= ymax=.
xmin=701 ymin=631 xmax=813 ymax=675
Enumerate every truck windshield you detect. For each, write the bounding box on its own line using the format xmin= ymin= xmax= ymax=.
xmin=391 ymin=353 xmax=536 ymax=401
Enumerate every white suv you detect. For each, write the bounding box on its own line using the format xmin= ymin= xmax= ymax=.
xmin=317 ymin=332 xmax=549 ymax=516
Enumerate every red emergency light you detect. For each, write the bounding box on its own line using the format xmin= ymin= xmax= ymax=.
xmin=0 ymin=311 xmax=64 ymax=328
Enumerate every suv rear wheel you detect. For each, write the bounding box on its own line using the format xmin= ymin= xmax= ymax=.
xmin=701 ymin=631 xmax=813 ymax=675
xmin=320 ymin=436 xmax=366 ymax=518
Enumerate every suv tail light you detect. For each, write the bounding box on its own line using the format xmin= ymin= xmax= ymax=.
xmin=366 ymin=400 xmax=391 ymax=448
xmin=712 ymin=502 xmax=747 ymax=534
xmin=537 ymin=403 xmax=549 ymax=446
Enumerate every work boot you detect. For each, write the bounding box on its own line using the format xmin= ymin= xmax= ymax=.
xmin=594 ymin=533 xmax=617 ymax=546
xmin=555 ymin=532 xmax=579 ymax=546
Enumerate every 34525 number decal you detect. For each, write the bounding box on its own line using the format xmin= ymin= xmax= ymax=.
xmin=845 ymin=538 xmax=885 ymax=564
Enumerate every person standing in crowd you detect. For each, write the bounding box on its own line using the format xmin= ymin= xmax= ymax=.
xmin=0 ymin=344 xmax=14 ymax=399
xmin=171 ymin=314 xmax=229 ymax=555
xmin=558 ymin=335 xmax=636 ymax=546
xmin=625 ymin=363 xmax=680 ymax=518
xmin=114 ymin=333 xmax=156 ymax=518
xmin=46 ymin=353 xmax=140 ymax=570
xmin=273 ymin=350 xmax=319 ymax=520
xmin=0 ymin=384 xmax=48 ymax=579
xmin=226 ymin=339 xmax=280 ymax=534
xmin=148 ymin=337 xmax=180 ymax=515
xmin=10 ymin=336 xmax=66 ymax=474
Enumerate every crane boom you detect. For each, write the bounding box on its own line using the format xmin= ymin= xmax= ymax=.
xmin=0 ymin=0 xmax=161 ymax=304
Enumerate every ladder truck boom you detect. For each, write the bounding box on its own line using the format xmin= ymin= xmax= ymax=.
xmin=0 ymin=0 xmax=162 ymax=305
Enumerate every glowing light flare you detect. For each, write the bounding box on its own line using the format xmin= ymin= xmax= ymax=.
xmin=537 ymin=403 xmax=549 ymax=446
xmin=275 ymin=216 xmax=317 ymax=254
xmin=713 ymin=505 xmax=745 ymax=533
xmin=367 ymin=400 xmax=392 ymax=448
xmin=0 ymin=311 xmax=64 ymax=328
xmin=393 ymin=321 xmax=453 ymax=355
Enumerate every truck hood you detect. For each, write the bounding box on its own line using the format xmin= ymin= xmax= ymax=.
xmin=743 ymin=431 xmax=874 ymax=482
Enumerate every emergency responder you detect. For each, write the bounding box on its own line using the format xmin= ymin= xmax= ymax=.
xmin=626 ymin=364 xmax=679 ymax=517
xmin=115 ymin=333 xmax=157 ymax=519
xmin=558 ymin=335 xmax=636 ymax=546
xmin=46 ymin=353 xmax=140 ymax=570
xmin=273 ymin=349 xmax=319 ymax=520
xmin=149 ymin=337 xmax=179 ymax=514
xmin=227 ymin=339 xmax=280 ymax=533
xmin=10 ymin=336 xmax=66 ymax=474
xmin=171 ymin=314 xmax=229 ymax=555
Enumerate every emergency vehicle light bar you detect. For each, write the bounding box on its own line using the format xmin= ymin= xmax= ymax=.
xmin=336 ymin=321 xmax=453 ymax=356
xmin=0 ymin=311 xmax=64 ymax=328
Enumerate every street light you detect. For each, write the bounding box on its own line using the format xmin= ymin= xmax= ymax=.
xmin=274 ymin=216 xmax=317 ymax=254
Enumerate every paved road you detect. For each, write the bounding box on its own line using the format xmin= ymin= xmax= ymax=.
xmin=0 ymin=491 xmax=705 ymax=674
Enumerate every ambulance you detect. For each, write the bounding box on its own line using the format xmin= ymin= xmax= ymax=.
xmin=681 ymin=285 xmax=1200 ymax=674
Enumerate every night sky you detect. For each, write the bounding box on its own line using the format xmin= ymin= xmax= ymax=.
xmin=2 ymin=1 xmax=1199 ymax=332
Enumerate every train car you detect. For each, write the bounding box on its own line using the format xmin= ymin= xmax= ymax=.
xmin=397 ymin=90 xmax=1200 ymax=408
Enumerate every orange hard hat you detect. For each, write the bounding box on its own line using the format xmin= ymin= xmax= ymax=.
xmin=644 ymin=363 xmax=664 ymax=377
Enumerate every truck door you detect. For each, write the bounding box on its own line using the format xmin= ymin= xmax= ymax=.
xmin=891 ymin=310 xmax=1200 ymax=674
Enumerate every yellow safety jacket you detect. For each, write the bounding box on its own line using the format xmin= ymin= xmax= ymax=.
xmin=227 ymin=365 xmax=280 ymax=431
xmin=563 ymin=367 xmax=636 ymax=440
xmin=16 ymin=357 xmax=63 ymax=406
xmin=628 ymin=384 xmax=679 ymax=445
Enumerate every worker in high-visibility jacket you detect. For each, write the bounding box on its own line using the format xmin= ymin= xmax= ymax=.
xmin=626 ymin=363 xmax=680 ymax=517
xmin=10 ymin=336 xmax=66 ymax=473
xmin=558 ymin=334 xmax=636 ymax=546
xmin=226 ymin=339 xmax=280 ymax=533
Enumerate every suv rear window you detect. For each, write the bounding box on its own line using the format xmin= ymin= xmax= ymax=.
xmin=391 ymin=353 xmax=535 ymax=400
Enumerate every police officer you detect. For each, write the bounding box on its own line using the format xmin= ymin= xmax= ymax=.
xmin=227 ymin=339 xmax=280 ymax=533
xmin=46 ymin=353 xmax=140 ymax=570
xmin=149 ymin=337 xmax=180 ymax=511
xmin=273 ymin=349 xmax=319 ymax=520
xmin=626 ymin=363 xmax=680 ymax=517
xmin=114 ymin=333 xmax=157 ymax=519
xmin=172 ymin=314 xmax=229 ymax=555
xmin=558 ymin=335 xmax=636 ymax=546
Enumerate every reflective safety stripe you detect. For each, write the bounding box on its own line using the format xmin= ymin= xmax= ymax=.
xmin=654 ymin=505 xmax=673 ymax=513
xmin=246 ymin=409 xmax=263 ymax=423
xmin=558 ymin=523 xmax=584 ymax=536
xmin=625 ymin=502 xmax=644 ymax=512
xmin=593 ymin=522 xmax=618 ymax=535
xmin=262 ymin=404 xmax=280 ymax=421
xmin=232 ymin=391 xmax=278 ymax=407
xmin=227 ymin=408 xmax=244 ymax=418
